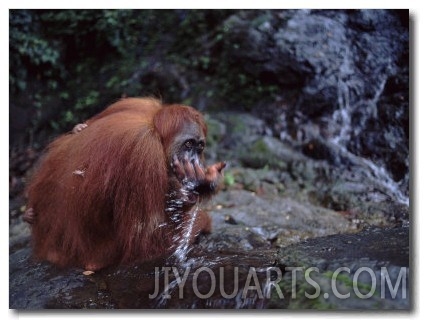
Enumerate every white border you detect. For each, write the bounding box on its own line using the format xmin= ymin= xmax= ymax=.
xmin=3 ymin=1 xmax=429 ymax=319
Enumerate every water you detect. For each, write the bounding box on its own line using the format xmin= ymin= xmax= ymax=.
xmin=155 ymin=200 xmax=201 ymax=307
xmin=164 ymin=179 xmax=202 ymax=266
xmin=331 ymin=65 xmax=408 ymax=206
xmin=172 ymin=205 xmax=199 ymax=264
xmin=335 ymin=144 xmax=409 ymax=206
xmin=158 ymin=186 xmax=280 ymax=308
xmin=151 ymin=252 xmax=280 ymax=309
xmin=155 ymin=181 xmax=206 ymax=307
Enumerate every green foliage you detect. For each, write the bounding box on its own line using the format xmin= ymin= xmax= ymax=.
xmin=10 ymin=10 xmax=63 ymax=93
xmin=224 ymin=171 xmax=236 ymax=187
xmin=10 ymin=9 xmax=281 ymax=143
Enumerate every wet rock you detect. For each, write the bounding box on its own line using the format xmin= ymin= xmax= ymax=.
xmin=205 ymin=189 xmax=355 ymax=247
xmin=270 ymin=226 xmax=409 ymax=309
xmin=9 ymin=232 xmax=279 ymax=309
xmin=278 ymin=226 xmax=409 ymax=267
xmin=221 ymin=9 xmax=408 ymax=200
xmin=301 ymin=139 xmax=340 ymax=164
xmin=9 ymin=219 xmax=31 ymax=250
xmin=9 ymin=187 xmax=407 ymax=309
xmin=208 ymin=112 xmax=409 ymax=227
xmin=9 ymin=246 xmax=93 ymax=309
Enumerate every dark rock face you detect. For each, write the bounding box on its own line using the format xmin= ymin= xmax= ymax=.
xmin=222 ymin=9 xmax=409 ymax=198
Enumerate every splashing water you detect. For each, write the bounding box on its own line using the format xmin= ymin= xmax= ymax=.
xmin=164 ymin=181 xmax=202 ymax=266
xmin=154 ymin=181 xmax=205 ymax=306
xmin=172 ymin=204 xmax=200 ymax=264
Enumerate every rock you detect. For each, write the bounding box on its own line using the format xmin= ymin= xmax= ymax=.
xmin=203 ymin=116 xmax=226 ymax=162
xmin=271 ymin=226 xmax=409 ymax=309
xmin=206 ymin=110 xmax=409 ymax=227
xmin=221 ymin=9 xmax=408 ymax=199
xmin=9 ymin=185 xmax=407 ymax=310
xmin=205 ymin=189 xmax=355 ymax=244
xmin=239 ymin=136 xmax=296 ymax=170
xmin=278 ymin=226 xmax=409 ymax=267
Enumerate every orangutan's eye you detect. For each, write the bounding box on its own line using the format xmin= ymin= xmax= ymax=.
xmin=184 ymin=139 xmax=194 ymax=149
xmin=197 ymin=141 xmax=205 ymax=153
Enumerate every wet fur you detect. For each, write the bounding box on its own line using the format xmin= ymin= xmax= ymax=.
xmin=26 ymin=98 xmax=221 ymax=270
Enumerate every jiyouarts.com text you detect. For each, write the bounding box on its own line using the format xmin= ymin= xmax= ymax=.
xmin=149 ymin=266 xmax=408 ymax=301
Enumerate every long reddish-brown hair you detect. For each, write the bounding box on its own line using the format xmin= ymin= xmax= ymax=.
xmin=26 ymin=97 xmax=210 ymax=268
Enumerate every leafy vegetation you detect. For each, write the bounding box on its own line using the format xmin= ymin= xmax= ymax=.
xmin=10 ymin=9 xmax=280 ymax=144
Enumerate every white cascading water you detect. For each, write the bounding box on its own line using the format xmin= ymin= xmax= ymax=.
xmin=172 ymin=204 xmax=200 ymax=264
xmin=155 ymin=183 xmax=201 ymax=306
xmin=163 ymin=179 xmax=201 ymax=265
xmin=329 ymin=60 xmax=409 ymax=206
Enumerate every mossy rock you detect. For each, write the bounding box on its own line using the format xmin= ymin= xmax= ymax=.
xmin=239 ymin=137 xmax=288 ymax=170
